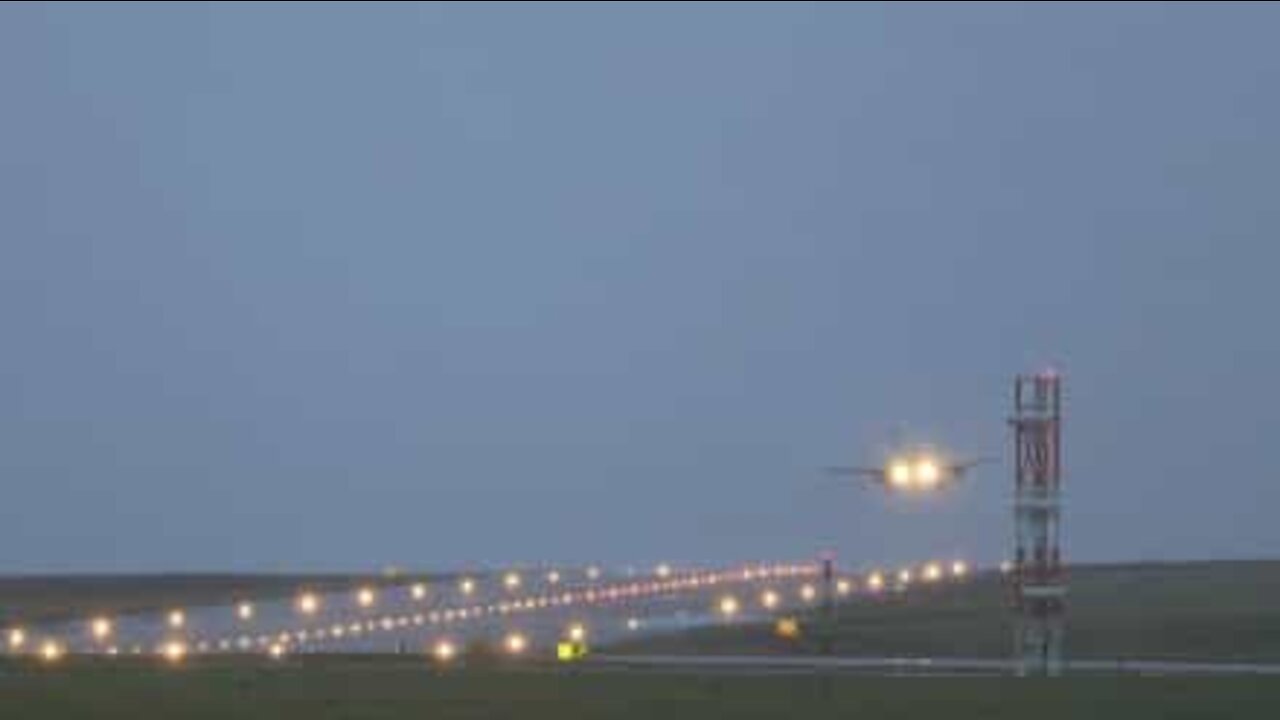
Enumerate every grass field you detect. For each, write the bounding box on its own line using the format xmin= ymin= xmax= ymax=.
xmin=2 ymin=658 xmax=1279 ymax=719
xmin=612 ymin=561 xmax=1280 ymax=662
xmin=0 ymin=573 xmax=446 ymax=627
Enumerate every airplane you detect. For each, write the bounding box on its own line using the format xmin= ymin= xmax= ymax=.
xmin=825 ymin=446 xmax=992 ymax=492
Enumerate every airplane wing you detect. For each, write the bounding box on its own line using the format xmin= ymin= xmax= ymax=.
xmin=947 ymin=456 xmax=996 ymax=476
xmin=823 ymin=466 xmax=887 ymax=484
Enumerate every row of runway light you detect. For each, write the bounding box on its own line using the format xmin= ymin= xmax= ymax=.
xmin=6 ymin=559 xmax=969 ymax=664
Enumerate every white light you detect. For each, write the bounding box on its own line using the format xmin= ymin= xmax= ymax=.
xmin=7 ymin=628 xmax=26 ymax=650
xmin=411 ymin=583 xmax=428 ymax=601
xmin=898 ymin=569 xmax=912 ymax=585
xmin=567 ymin=623 xmax=587 ymax=643
xmin=39 ymin=640 xmax=64 ymax=663
xmin=433 ymin=640 xmax=456 ymax=662
xmin=297 ymin=593 xmax=320 ymax=615
xmin=459 ymin=578 xmax=475 ymax=596
xmin=268 ymin=643 xmax=286 ymax=660
xmin=952 ymin=561 xmax=969 ymax=578
xmin=626 ymin=617 xmax=641 ymax=631
xmin=505 ymin=633 xmax=528 ymax=655
xmin=161 ymin=640 xmax=187 ymax=664
xmin=547 ymin=570 xmax=561 ymax=585
xmin=586 ymin=566 xmax=601 ymax=581
xmin=90 ymin=617 xmax=113 ymax=641
xmin=761 ymin=589 xmax=780 ymax=609
xmin=357 ymin=587 xmax=377 ymax=609
xmin=888 ymin=461 xmax=912 ymax=488
xmin=167 ymin=610 xmax=186 ymax=629
xmin=916 ymin=458 xmax=940 ymax=487
xmin=924 ymin=563 xmax=942 ymax=582
xmin=655 ymin=563 xmax=671 ymax=579
xmin=504 ymin=572 xmax=521 ymax=591
xmin=836 ymin=579 xmax=852 ymax=596
xmin=867 ymin=572 xmax=885 ymax=591
xmin=800 ymin=584 xmax=817 ymax=602
xmin=718 ymin=595 xmax=740 ymax=618
xmin=237 ymin=602 xmax=255 ymax=621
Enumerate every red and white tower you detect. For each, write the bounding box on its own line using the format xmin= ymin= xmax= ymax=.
xmin=1010 ymin=371 xmax=1065 ymax=675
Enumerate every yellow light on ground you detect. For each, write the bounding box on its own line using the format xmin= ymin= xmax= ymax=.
xmin=718 ymin=595 xmax=740 ymax=618
xmin=557 ymin=640 xmax=588 ymax=662
xmin=411 ymin=583 xmax=428 ymax=601
xmin=459 ymin=578 xmax=475 ymax=596
xmin=504 ymin=632 xmax=528 ymax=655
xmin=924 ymin=563 xmax=942 ymax=582
xmin=39 ymin=640 xmax=64 ymax=664
xmin=167 ymin=610 xmax=185 ymax=629
xmin=655 ymin=563 xmax=671 ymax=579
xmin=161 ymin=640 xmax=187 ymax=664
xmin=775 ymin=617 xmax=801 ymax=640
xmin=297 ymin=593 xmax=320 ymax=615
xmin=237 ymin=602 xmax=254 ymax=621
xmin=916 ymin=458 xmax=941 ymax=488
xmin=8 ymin=628 xmax=26 ymax=651
xmin=868 ymin=572 xmax=885 ymax=591
xmin=952 ymin=561 xmax=969 ymax=578
xmin=836 ymin=579 xmax=852 ymax=596
xmin=433 ymin=640 xmax=456 ymax=663
xmin=90 ymin=617 xmax=112 ymax=641
xmin=503 ymin=572 xmax=521 ymax=591
xmin=761 ymin=589 xmax=780 ymax=609
xmin=888 ymin=460 xmax=912 ymax=488
xmin=566 ymin=623 xmax=587 ymax=643
xmin=800 ymin=584 xmax=817 ymax=602
xmin=357 ymin=587 xmax=377 ymax=609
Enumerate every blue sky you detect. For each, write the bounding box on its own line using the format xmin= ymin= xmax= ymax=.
xmin=2 ymin=2 xmax=1278 ymax=572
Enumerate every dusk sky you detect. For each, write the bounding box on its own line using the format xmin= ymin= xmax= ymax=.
xmin=2 ymin=3 xmax=1278 ymax=573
